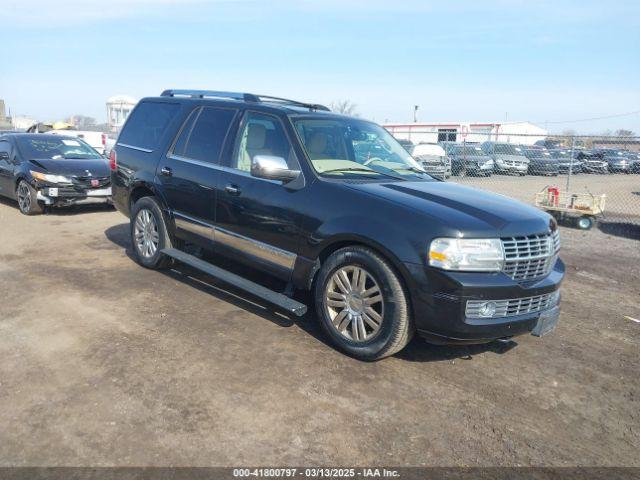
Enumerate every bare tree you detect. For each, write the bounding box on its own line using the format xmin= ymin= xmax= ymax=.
xmin=65 ymin=115 xmax=97 ymax=129
xmin=330 ymin=100 xmax=358 ymax=116
xmin=614 ymin=129 xmax=635 ymax=137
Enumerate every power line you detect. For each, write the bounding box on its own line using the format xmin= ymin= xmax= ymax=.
xmin=543 ymin=109 xmax=640 ymax=125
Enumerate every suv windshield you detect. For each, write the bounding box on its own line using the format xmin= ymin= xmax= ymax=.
xmin=17 ymin=136 xmax=102 ymax=160
xmin=293 ymin=117 xmax=430 ymax=180
xmin=452 ymin=146 xmax=485 ymax=156
xmin=490 ymin=144 xmax=522 ymax=155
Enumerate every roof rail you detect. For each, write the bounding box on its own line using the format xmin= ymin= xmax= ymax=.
xmin=160 ymin=89 xmax=260 ymax=102
xmin=160 ymin=89 xmax=330 ymax=112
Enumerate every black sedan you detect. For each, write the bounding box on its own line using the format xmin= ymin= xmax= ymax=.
xmin=547 ymin=149 xmax=583 ymax=174
xmin=596 ymin=149 xmax=634 ymax=173
xmin=444 ymin=143 xmax=494 ymax=176
xmin=522 ymin=147 xmax=559 ymax=176
xmin=576 ymin=150 xmax=609 ymax=174
xmin=0 ymin=134 xmax=111 ymax=215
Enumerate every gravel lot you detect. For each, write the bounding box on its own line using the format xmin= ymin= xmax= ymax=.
xmin=0 ymin=177 xmax=638 ymax=466
xmin=456 ymin=172 xmax=640 ymax=227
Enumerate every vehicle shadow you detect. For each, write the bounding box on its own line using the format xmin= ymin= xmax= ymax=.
xmin=104 ymin=222 xmax=519 ymax=363
xmin=598 ymin=220 xmax=640 ymax=240
xmin=0 ymin=194 xmax=114 ymax=216
xmin=397 ymin=337 xmax=518 ymax=363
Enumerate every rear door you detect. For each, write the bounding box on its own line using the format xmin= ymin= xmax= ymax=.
xmin=157 ymin=105 xmax=238 ymax=248
xmin=0 ymin=139 xmax=15 ymax=198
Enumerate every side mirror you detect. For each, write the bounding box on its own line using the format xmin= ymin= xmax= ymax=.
xmin=251 ymin=155 xmax=300 ymax=182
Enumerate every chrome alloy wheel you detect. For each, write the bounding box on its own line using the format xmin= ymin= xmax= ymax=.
xmin=17 ymin=182 xmax=31 ymax=213
xmin=324 ymin=266 xmax=384 ymax=342
xmin=134 ymin=209 xmax=159 ymax=258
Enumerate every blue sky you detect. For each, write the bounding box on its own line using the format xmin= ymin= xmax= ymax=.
xmin=1 ymin=0 xmax=639 ymax=133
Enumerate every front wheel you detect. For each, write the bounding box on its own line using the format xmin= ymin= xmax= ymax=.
xmin=130 ymin=196 xmax=174 ymax=269
xmin=314 ymin=246 xmax=414 ymax=361
xmin=16 ymin=180 xmax=43 ymax=215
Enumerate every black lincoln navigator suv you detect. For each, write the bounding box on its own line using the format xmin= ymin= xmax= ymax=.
xmin=111 ymin=90 xmax=564 ymax=361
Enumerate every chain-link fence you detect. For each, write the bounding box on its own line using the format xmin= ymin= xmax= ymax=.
xmin=386 ymin=127 xmax=640 ymax=240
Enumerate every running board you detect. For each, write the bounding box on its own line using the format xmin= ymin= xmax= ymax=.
xmin=161 ymin=248 xmax=307 ymax=317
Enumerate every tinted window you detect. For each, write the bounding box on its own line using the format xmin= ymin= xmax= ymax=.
xmin=0 ymin=140 xmax=11 ymax=156
xmin=171 ymin=108 xmax=199 ymax=157
xmin=16 ymin=136 xmax=102 ymax=160
xmin=234 ymin=112 xmax=293 ymax=172
xmin=183 ymin=107 xmax=236 ymax=164
xmin=118 ymin=101 xmax=179 ymax=151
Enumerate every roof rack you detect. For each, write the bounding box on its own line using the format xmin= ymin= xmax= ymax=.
xmin=160 ymin=89 xmax=331 ymax=112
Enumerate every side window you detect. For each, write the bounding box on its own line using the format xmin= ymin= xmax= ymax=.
xmin=233 ymin=112 xmax=293 ymax=172
xmin=0 ymin=140 xmax=11 ymax=158
xmin=171 ymin=108 xmax=199 ymax=157
xmin=183 ymin=107 xmax=236 ymax=164
xmin=118 ymin=101 xmax=179 ymax=151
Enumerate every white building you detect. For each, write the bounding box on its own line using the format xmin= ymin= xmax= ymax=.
xmin=12 ymin=115 xmax=37 ymax=130
xmin=384 ymin=121 xmax=547 ymax=146
xmin=106 ymin=95 xmax=137 ymax=133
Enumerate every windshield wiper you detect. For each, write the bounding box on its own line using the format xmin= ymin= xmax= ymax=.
xmin=320 ymin=167 xmax=404 ymax=180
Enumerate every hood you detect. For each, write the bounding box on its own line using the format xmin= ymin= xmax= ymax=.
xmin=345 ymin=180 xmax=552 ymax=236
xmin=455 ymin=155 xmax=492 ymax=163
xmin=493 ymin=154 xmax=528 ymax=163
xmin=29 ymin=158 xmax=110 ymax=177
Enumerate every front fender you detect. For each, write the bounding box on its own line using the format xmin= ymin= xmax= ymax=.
xmin=297 ymin=214 xmax=425 ymax=294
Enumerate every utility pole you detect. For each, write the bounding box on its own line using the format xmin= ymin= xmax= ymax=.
xmin=413 ymin=105 xmax=419 ymax=123
xmin=566 ymin=136 xmax=575 ymax=191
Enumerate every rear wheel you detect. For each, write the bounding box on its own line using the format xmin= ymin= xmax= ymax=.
xmin=577 ymin=216 xmax=595 ymax=230
xmin=314 ymin=246 xmax=413 ymax=361
xmin=16 ymin=180 xmax=43 ymax=215
xmin=130 ymin=196 xmax=174 ymax=269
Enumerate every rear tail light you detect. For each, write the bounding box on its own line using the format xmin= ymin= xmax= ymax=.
xmin=109 ymin=149 xmax=117 ymax=171
xmin=101 ymin=133 xmax=106 ymax=146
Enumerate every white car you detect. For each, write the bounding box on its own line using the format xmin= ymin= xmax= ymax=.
xmin=47 ymin=129 xmax=106 ymax=156
xmin=411 ymin=143 xmax=452 ymax=179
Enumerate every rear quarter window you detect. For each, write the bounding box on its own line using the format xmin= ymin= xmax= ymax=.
xmin=118 ymin=101 xmax=179 ymax=151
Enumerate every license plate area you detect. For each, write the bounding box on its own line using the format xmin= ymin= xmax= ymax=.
xmin=531 ymin=306 xmax=560 ymax=337
xmin=86 ymin=187 xmax=112 ymax=196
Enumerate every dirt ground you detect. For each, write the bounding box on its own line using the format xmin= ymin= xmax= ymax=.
xmin=0 ymin=183 xmax=638 ymax=466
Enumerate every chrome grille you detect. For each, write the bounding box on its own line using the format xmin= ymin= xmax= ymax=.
xmin=501 ymin=231 xmax=560 ymax=281
xmin=72 ymin=176 xmax=111 ymax=189
xmin=466 ymin=291 xmax=560 ymax=319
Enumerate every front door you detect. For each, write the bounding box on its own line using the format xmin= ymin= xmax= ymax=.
xmin=214 ymin=111 xmax=306 ymax=281
xmin=157 ymin=106 xmax=238 ymax=248
xmin=0 ymin=139 xmax=15 ymax=198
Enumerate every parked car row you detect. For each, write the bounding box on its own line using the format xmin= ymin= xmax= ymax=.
xmin=396 ymin=137 xmax=640 ymax=178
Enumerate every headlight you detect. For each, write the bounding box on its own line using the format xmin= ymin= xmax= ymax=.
xmin=429 ymin=238 xmax=504 ymax=272
xmin=30 ymin=171 xmax=72 ymax=184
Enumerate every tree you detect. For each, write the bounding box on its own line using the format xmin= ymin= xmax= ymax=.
xmin=614 ymin=129 xmax=635 ymax=137
xmin=65 ymin=115 xmax=97 ymax=129
xmin=330 ymin=100 xmax=358 ymax=116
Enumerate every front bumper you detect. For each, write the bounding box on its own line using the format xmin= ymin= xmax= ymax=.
xmin=403 ymin=259 xmax=565 ymax=344
xmin=495 ymin=161 xmax=528 ymax=173
xmin=529 ymin=163 xmax=559 ymax=174
xmin=36 ymin=185 xmax=112 ymax=205
xmin=608 ymin=163 xmax=631 ymax=172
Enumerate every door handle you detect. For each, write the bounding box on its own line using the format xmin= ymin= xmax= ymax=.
xmin=160 ymin=166 xmax=172 ymax=176
xmin=225 ymin=184 xmax=241 ymax=195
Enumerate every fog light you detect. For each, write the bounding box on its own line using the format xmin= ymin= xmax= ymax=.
xmin=478 ymin=301 xmax=497 ymax=318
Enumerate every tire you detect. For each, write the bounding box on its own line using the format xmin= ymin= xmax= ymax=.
xmin=577 ymin=216 xmax=594 ymax=230
xmin=130 ymin=196 xmax=174 ymax=269
xmin=16 ymin=180 xmax=43 ymax=215
xmin=314 ymin=246 xmax=414 ymax=361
